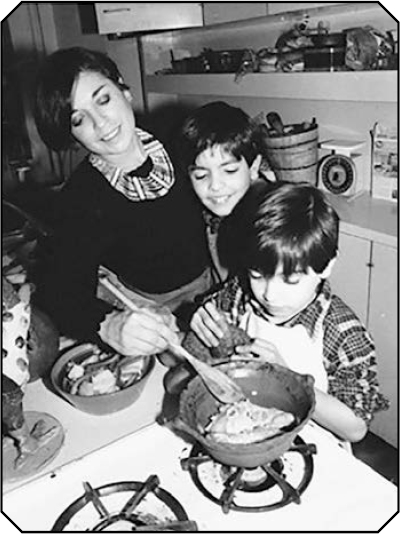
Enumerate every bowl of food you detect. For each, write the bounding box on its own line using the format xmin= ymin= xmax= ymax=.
xmin=51 ymin=343 xmax=155 ymax=415
xmin=172 ymin=359 xmax=315 ymax=467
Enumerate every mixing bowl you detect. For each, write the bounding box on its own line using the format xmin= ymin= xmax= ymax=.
xmin=51 ymin=343 xmax=155 ymax=416
xmin=173 ymin=359 xmax=315 ymax=467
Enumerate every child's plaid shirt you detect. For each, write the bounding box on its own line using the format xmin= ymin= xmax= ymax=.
xmin=201 ymin=277 xmax=389 ymax=424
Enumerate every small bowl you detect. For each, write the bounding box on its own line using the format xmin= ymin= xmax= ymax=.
xmin=51 ymin=343 xmax=155 ymax=416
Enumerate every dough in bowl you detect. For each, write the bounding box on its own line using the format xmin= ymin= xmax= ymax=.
xmin=205 ymin=399 xmax=295 ymax=444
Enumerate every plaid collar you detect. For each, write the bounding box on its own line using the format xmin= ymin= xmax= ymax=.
xmin=240 ymin=278 xmax=332 ymax=338
xmin=203 ymin=210 xmax=222 ymax=234
xmin=89 ymin=128 xmax=175 ymax=201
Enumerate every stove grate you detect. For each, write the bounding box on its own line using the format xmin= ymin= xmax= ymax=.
xmin=51 ymin=475 xmax=198 ymax=531
xmin=181 ymin=436 xmax=316 ymax=513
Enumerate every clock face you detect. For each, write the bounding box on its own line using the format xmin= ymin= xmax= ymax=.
xmin=319 ymin=154 xmax=356 ymax=194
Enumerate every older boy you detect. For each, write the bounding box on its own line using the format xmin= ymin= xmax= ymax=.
xmin=177 ymin=101 xmax=267 ymax=283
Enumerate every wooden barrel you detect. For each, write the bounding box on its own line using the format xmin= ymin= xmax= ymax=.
xmin=264 ymin=125 xmax=319 ymax=185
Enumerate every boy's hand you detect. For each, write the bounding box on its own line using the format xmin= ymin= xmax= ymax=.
xmin=190 ymin=302 xmax=229 ymax=347
xmin=235 ymin=338 xmax=287 ymax=366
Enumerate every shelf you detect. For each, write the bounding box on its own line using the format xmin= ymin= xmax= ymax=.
xmin=146 ymin=70 xmax=397 ymax=103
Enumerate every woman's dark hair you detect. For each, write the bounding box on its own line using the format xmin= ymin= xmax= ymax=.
xmin=220 ymin=180 xmax=339 ymax=277
xmin=34 ymin=47 xmax=128 ymax=151
xmin=178 ymin=101 xmax=261 ymax=171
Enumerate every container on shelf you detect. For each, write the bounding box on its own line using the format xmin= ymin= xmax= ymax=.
xmin=262 ymin=123 xmax=319 ymax=185
xmin=304 ymin=46 xmax=346 ymax=71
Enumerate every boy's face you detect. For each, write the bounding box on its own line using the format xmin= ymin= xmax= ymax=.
xmin=248 ymin=265 xmax=325 ymax=325
xmin=189 ymin=146 xmax=260 ymax=217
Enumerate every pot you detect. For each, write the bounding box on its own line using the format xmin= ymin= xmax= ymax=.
xmin=172 ymin=360 xmax=315 ymax=468
xmin=310 ymin=32 xmax=346 ymax=48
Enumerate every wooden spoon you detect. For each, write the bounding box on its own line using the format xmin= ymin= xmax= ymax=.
xmin=168 ymin=342 xmax=245 ymax=404
xmin=98 ymin=276 xmax=246 ymax=404
xmin=266 ymin=111 xmax=285 ymax=135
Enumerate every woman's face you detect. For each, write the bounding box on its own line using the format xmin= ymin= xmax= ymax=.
xmin=189 ymin=145 xmax=260 ymax=217
xmin=70 ymin=71 xmax=138 ymax=165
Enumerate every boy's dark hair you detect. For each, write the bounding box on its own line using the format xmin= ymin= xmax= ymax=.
xmin=178 ymin=101 xmax=261 ymax=171
xmin=220 ymin=180 xmax=339 ymax=277
xmin=35 ymin=47 xmax=128 ymax=151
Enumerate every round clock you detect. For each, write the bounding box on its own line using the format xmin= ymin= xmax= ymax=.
xmin=318 ymin=153 xmax=356 ymax=194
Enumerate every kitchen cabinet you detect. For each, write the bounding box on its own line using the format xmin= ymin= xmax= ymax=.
xmin=322 ymin=194 xmax=398 ymax=448
xmin=95 ymin=3 xmax=203 ymax=35
xmin=267 ymin=3 xmax=340 ymax=15
xmin=368 ymin=242 xmax=398 ymax=447
xmin=336 ymin=237 xmax=398 ymax=448
xmin=203 ymin=2 xmax=268 ymax=25
xmin=329 ymin=231 xmax=370 ymax=325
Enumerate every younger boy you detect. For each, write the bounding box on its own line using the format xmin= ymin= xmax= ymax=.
xmin=178 ymin=101 xmax=268 ymax=283
xmin=190 ymin=181 xmax=388 ymax=443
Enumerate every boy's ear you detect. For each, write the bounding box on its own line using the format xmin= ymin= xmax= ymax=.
xmin=320 ymin=256 xmax=337 ymax=279
xmin=250 ymin=154 xmax=262 ymax=181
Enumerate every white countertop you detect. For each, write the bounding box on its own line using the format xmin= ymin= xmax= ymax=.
xmin=326 ymin=191 xmax=398 ymax=247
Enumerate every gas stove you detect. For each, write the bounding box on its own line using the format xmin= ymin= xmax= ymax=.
xmin=3 ymin=420 xmax=397 ymax=532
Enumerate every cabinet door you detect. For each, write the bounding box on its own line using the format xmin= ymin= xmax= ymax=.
xmin=203 ymin=3 xmax=267 ymax=25
xmin=267 ymin=3 xmax=339 ymax=15
xmin=329 ymin=232 xmax=370 ymax=325
xmin=368 ymin=243 xmax=398 ymax=448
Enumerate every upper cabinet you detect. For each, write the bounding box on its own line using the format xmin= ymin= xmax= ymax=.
xmin=94 ymin=3 xmax=203 ymax=35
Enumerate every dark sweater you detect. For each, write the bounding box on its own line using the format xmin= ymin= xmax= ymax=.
xmin=34 ymin=158 xmax=209 ymax=340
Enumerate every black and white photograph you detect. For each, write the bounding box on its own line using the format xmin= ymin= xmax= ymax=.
xmin=1 ymin=2 xmax=398 ymax=532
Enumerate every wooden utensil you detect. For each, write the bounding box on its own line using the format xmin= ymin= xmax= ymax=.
xmin=266 ymin=111 xmax=285 ymax=135
xmin=168 ymin=342 xmax=245 ymax=404
xmin=98 ymin=276 xmax=246 ymax=404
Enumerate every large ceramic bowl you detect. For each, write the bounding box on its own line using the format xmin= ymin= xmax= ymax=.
xmin=51 ymin=343 xmax=155 ymax=416
xmin=174 ymin=359 xmax=315 ymax=468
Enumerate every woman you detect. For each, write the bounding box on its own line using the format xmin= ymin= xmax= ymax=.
xmin=34 ymin=47 xmax=212 ymax=356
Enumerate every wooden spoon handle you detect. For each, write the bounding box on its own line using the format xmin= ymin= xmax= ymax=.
xmin=169 ymin=343 xmax=245 ymax=404
xmin=266 ymin=111 xmax=285 ymax=135
xmin=99 ymin=276 xmax=141 ymax=313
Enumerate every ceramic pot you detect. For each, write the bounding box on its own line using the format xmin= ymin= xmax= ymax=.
xmin=175 ymin=360 xmax=315 ymax=468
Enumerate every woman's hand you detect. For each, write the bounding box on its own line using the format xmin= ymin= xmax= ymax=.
xmin=99 ymin=308 xmax=179 ymax=357
xmin=234 ymin=338 xmax=286 ymax=365
xmin=190 ymin=302 xmax=228 ymax=347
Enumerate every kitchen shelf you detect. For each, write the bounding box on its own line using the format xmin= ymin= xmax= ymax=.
xmin=146 ymin=70 xmax=397 ymax=103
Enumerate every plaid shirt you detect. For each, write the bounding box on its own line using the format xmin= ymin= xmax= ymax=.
xmin=89 ymin=128 xmax=175 ymax=202
xmin=203 ymin=277 xmax=389 ymax=424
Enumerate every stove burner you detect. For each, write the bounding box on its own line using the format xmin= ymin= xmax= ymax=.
xmin=181 ymin=436 xmax=316 ymax=513
xmin=220 ymin=460 xmax=284 ymax=493
xmin=51 ymin=475 xmax=198 ymax=531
